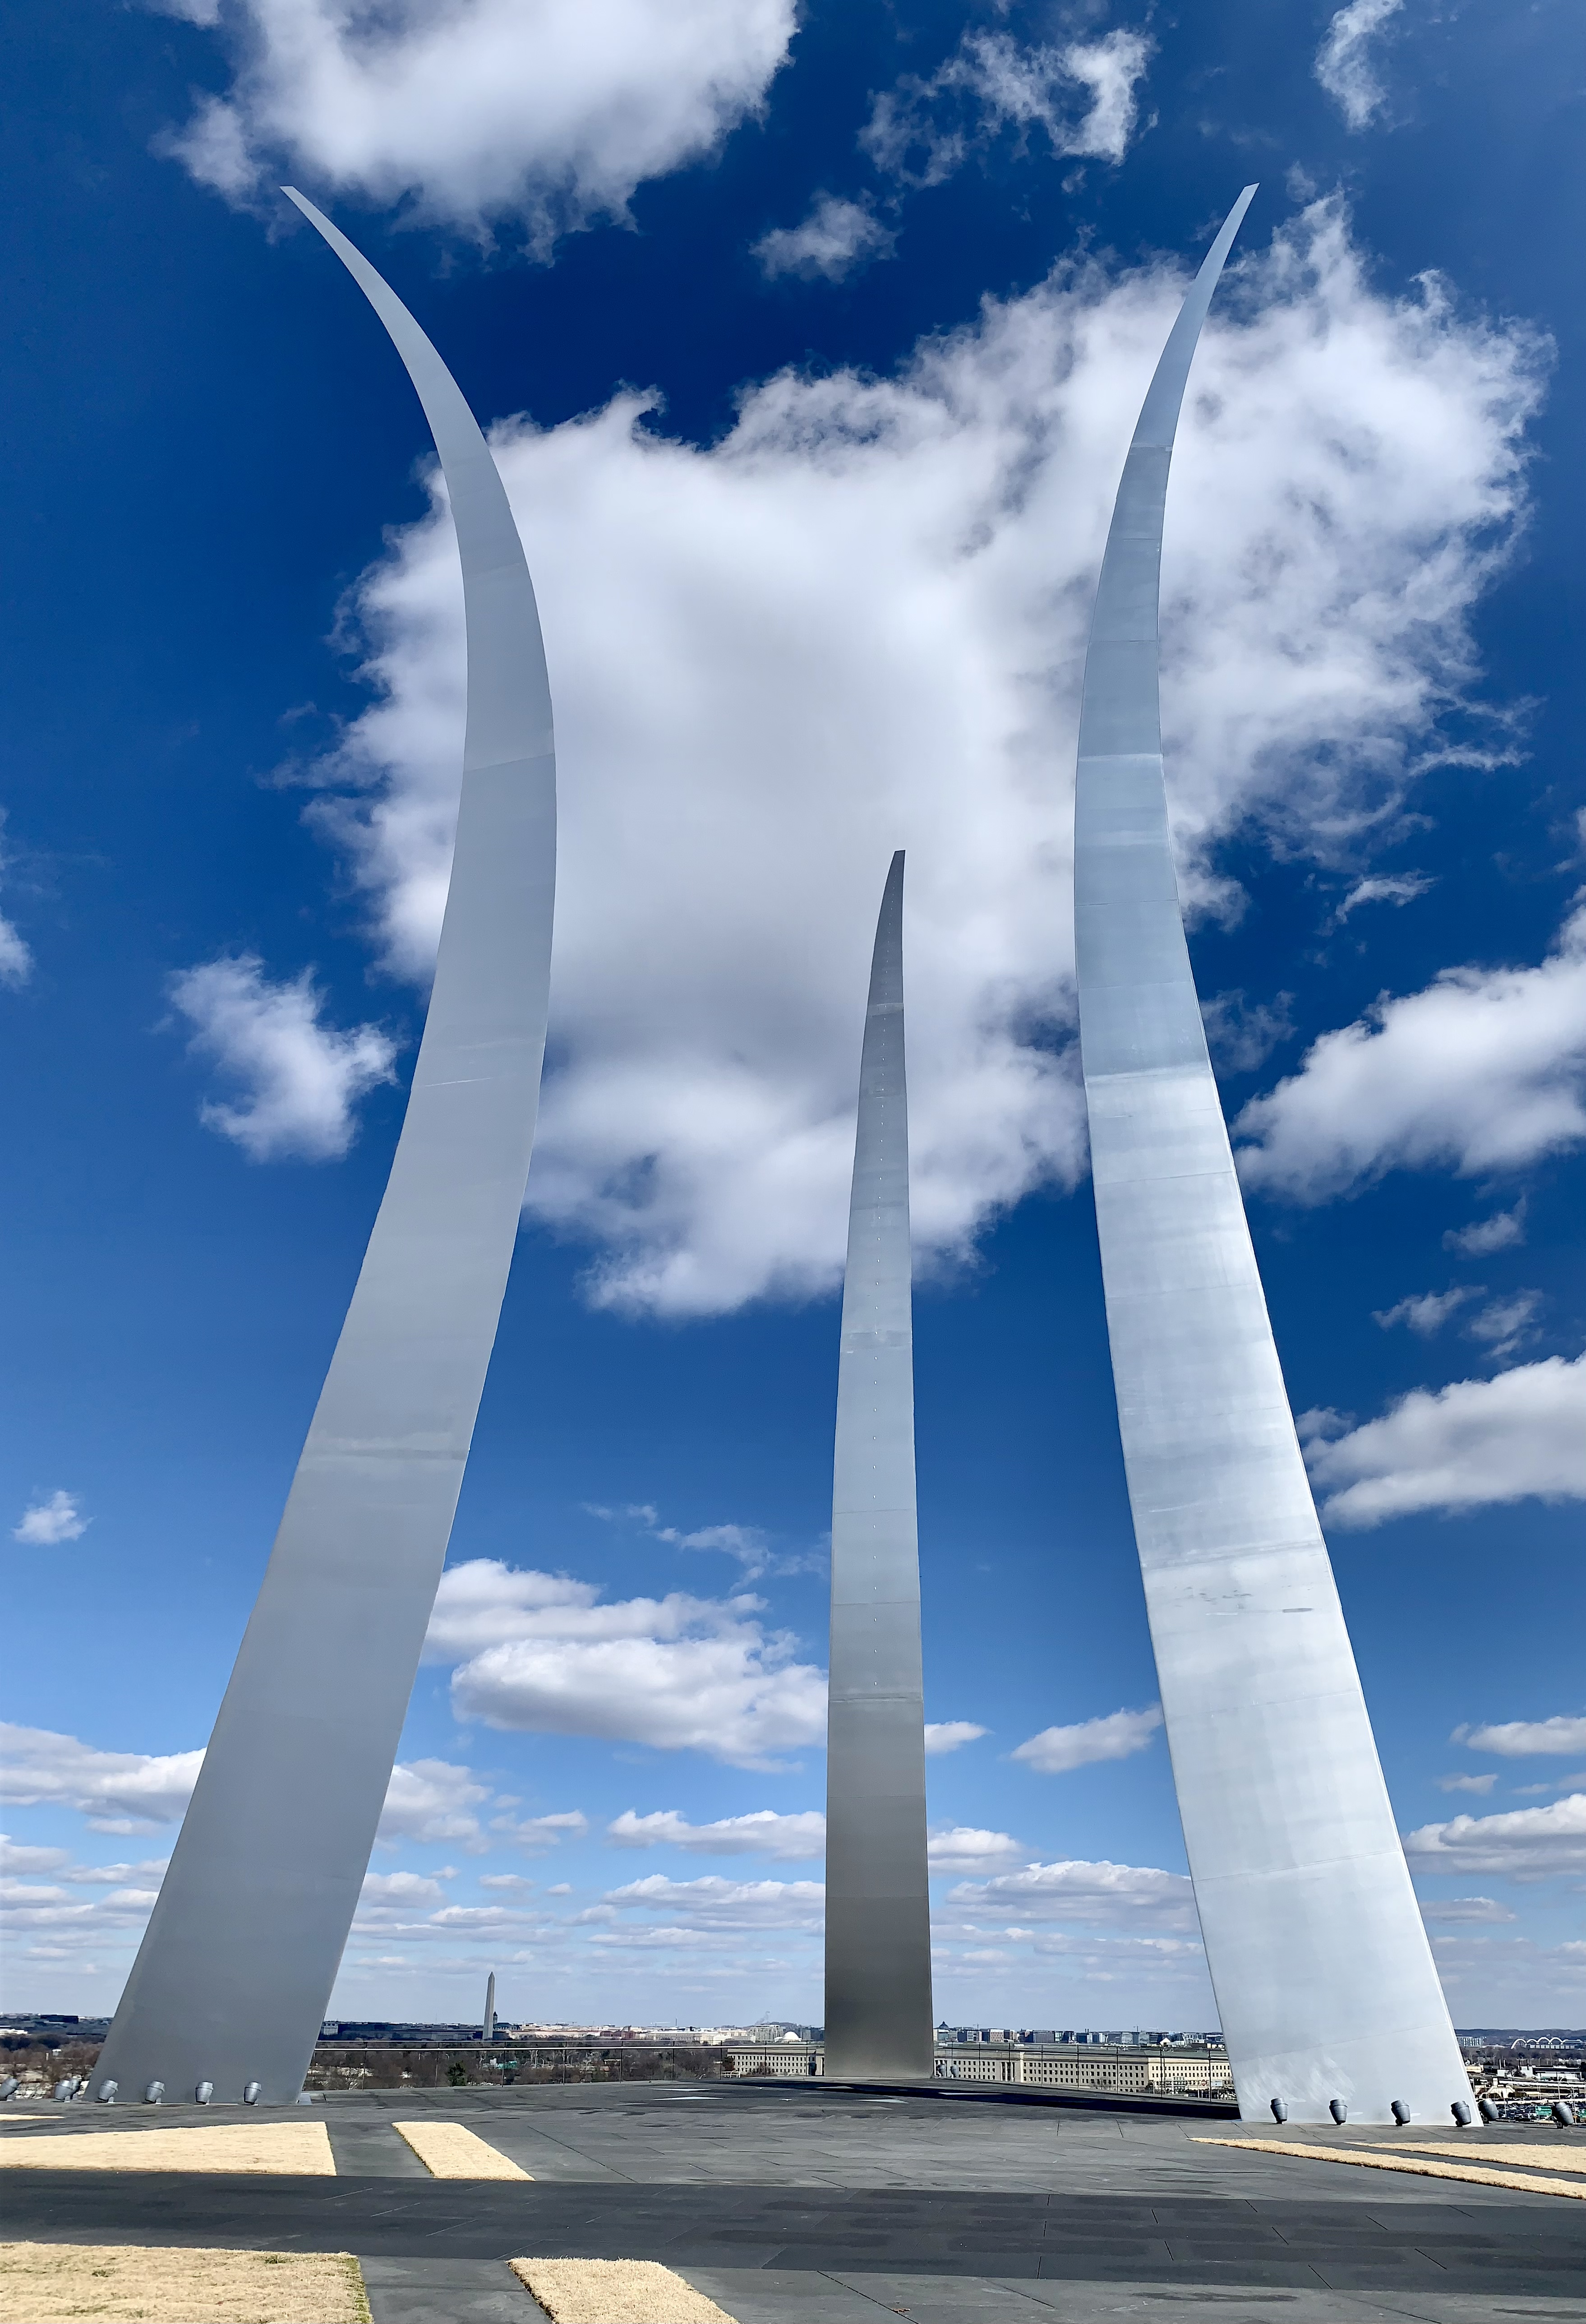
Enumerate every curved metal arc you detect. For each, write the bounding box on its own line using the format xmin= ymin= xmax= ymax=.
xmin=1072 ymin=190 xmax=1470 ymax=2124
xmin=94 ymin=205 xmax=557 ymax=2107
xmin=824 ymin=848 xmax=933 ymax=2083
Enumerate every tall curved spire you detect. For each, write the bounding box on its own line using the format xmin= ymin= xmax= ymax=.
xmin=1073 ymin=192 xmax=1470 ymax=2125
xmin=824 ymin=850 xmax=934 ymax=2081
xmin=94 ymin=197 xmax=557 ymax=2106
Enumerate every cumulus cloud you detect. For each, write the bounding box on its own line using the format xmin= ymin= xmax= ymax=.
xmin=754 ymin=196 xmax=894 ymax=283
xmin=168 ymin=954 xmax=396 ymax=1162
xmin=1462 ymin=1714 xmax=1586 ymax=1758
xmin=924 ymin=1721 xmax=987 ymax=1756
xmin=1316 ymin=0 xmax=1404 ymax=132
xmin=598 ymin=1872 xmax=824 ymax=1931
xmin=1435 ymin=1772 xmax=1497 ymax=1796
xmin=862 ymin=29 xmax=1153 ymax=188
xmin=300 ymin=198 xmax=1541 ymax=1315
xmin=1012 ymin=1705 xmax=1162 ymax=1775
xmin=927 ymin=1826 xmax=1023 ymax=1874
xmin=1237 ymin=901 xmax=1586 ymax=1204
xmin=606 ymin=1808 xmax=825 ymax=1858
xmin=0 ymin=1724 xmax=205 ymax=1832
xmin=1416 ymin=1895 xmax=1516 ymax=1926
xmin=952 ymin=1857 xmax=1198 ymax=1929
xmin=360 ymin=1869 xmax=447 ymax=1908
xmin=1402 ymin=1792 xmax=1586 ymax=1880
xmin=1305 ymin=1353 xmax=1586 ymax=1526
xmin=158 ymin=0 xmax=795 ymax=246
xmin=12 ymin=1490 xmax=88 ymax=1546
xmin=427 ymin=1558 xmax=826 ymax=1770
xmin=376 ymin=1758 xmax=490 ymax=1847
xmin=0 ymin=1724 xmax=491 ymax=1854
xmin=0 ymin=1834 xmax=70 ymax=1874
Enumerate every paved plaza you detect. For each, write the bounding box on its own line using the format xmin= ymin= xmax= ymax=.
xmin=5 ymin=2080 xmax=1584 ymax=2323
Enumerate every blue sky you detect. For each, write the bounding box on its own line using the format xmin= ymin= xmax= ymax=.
xmin=2 ymin=0 xmax=1582 ymax=2034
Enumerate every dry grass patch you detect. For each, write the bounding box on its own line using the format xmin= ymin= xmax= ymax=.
xmin=392 ymin=2120 xmax=530 ymax=2179
xmin=1198 ymin=2135 xmax=1586 ymax=2199
xmin=0 ymin=2122 xmax=334 ymax=2175
xmin=1396 ymin=2139 xmax=1586 ymax=2172
xmin=510 ymin=2259 xmax=734 ymax=2321
xmin=0 ymin=2241 xmax=368 ymax=2322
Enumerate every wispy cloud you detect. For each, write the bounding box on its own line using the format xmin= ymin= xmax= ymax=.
xmin=1315 ymin=0 xmax=1404 ymax=131
xmin=863 ymin=28 xmax=1153 ymax=188
xmin=1445 ymin=1201 xmax=1526 ymax=1256
xmin=1335 ymin=870 xmax=1432 ymax=921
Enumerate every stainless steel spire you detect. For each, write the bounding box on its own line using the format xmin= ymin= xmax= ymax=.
xmin=1073 ymin=190 xmax=1471 ymax=2126
xmin=94 ymin=194 xmax=557 ymax=2107
xmin=823 ymin=851 xmax=934 ymax=2082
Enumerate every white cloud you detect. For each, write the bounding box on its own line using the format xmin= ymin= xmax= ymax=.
xmin=1466 ymin=1290 xmax=1541 ymax=1356
xmin=862 ymin=29 xmax=1153 ymax=188
xmin=1236 ymin=901 xmax=1586 ymax=1204
xmin=0 ymin=811 xmax=32 ymax=987
xmin=429 ymin=1558 xmax=826 ymax=1771
xmin=0 ymin=911 xmax=28 ymax=987
xmin=924 ymin=1721 xmax=987 ymax=1756
xmin=159 ymin=0 xmax=795 ymax=246
xmin=0 ymin=1834 xmax=70 ymax=1874
xmin=169 ymin=954 xmax=395 ymax=1163
xmin=1445 ymin=1201 xmax=1526 ymax=1256
xmin=360 ymin=1870 xmax=447 ymax=1908
xmin=927 ymin=1826 xmax=1022 ymax=1875
xmin=12 ymin=1490 xmax=88 ymax=1546
xmin=1373 ymin=1287 xmax=1474 ymax=1337
xmin=606 ymin=1808 xmax=825 ymax=1859
xmin=1335 ymin=870 xmax=1431 ymax=920
xmin=754 ymin=197 xmax=894 ymax=284
xmin=491 ymin=1809 xmax=589 ymax=1853
xmin=0 ymin=1724 xmax=205 ymax=1831
xmin=0 ymin=1724 xmax=493 ymax=1859
xmin=1435 ymin=1772 xmax=1497 ymax=1795
xmin=1402 ymin=1792 xmax=1586 ymax=1880
xmin=302 ymin=199 xmax=1542 ymax=1316
xmin=1012 ymin=1705 xmax=1162 ymax=1775
xmin=1417 ymin=1895 xmax=1516 ymax=1926
xmin=598 ymin=1872 xmax=824 ymax=1931
xmin=1305 ymin=1353 xmax=1586 ymax=1527
xmin=1316 ymin=0 xmax=1404 ymax=132
xmin=376 ymin=1758 xmax=490 ymax=1847
xmin=1462 ymin=1715 xmax=1586 ymax=1758
xmin=1200 ymin=990 xmax=1294 ymax=1076
xmin=952 ymin=1857 xmax=1198 ymax=1929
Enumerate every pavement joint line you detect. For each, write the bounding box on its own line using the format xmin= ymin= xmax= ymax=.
xmin=1196 ymin=2140 xmax=1586 ymax=2201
